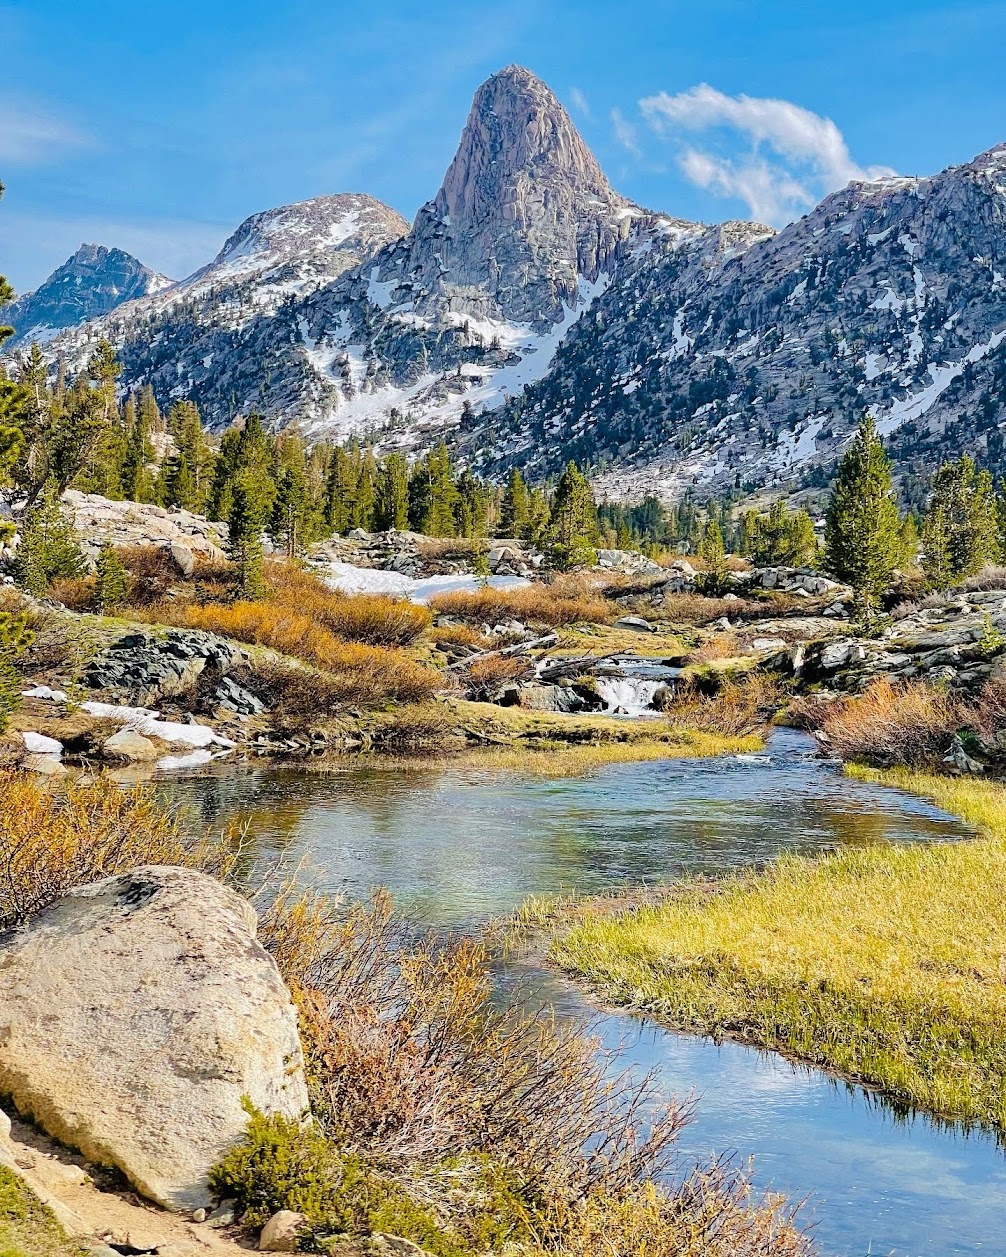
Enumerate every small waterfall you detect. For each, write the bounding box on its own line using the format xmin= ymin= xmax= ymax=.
xmin=595 ymin=676 xmax=663 ymax=717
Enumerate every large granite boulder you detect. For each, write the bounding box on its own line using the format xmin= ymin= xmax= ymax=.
xmin=0 ymin=866 xmax=308 ymax=1211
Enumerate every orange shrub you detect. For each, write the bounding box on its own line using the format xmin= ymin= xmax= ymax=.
xmin=430 ymin=584 xmax=613 ymax=628
xmin=818 ymin=678 xmax=961 ymax=766
xmin=464 ymin=654 xmax=531 ymax=693
xmin=264 ymin=563 xmax=431 ymax=646
xmin=157 ymin=601 xmax=440 ymax=705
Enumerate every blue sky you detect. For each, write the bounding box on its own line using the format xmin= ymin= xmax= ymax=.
xmin=2 ymin=0 xmax=1005 ymax=292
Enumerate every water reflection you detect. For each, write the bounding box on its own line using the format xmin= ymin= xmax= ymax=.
xmin=157 ymin=731 xmax=1005 ymax=1255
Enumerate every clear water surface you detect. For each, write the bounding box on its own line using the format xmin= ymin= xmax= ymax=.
xmin=161 ymin=730 xmax=1006 ymax=1256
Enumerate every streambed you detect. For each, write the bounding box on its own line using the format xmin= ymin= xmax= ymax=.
xmin=160 ymin=731 xmax=1005 ymax=1255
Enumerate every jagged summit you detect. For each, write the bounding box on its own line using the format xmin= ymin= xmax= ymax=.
xmin=2 ymin=244 xmax=171 ymax=346
xmin=433 ymin=64 xmax=615 ymax=225
xmin=358 ymin=64 xmax=644 ymax=329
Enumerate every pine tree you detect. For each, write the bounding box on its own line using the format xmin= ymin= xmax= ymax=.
xmin=375 ymin=453 xmax=409 ymax=531
xmin=120 ymin=393 xmax=155 ymax=502
xmin=454 ymin=470 xmax=488 ymax=538
xmin=94 ymin=542 xmax=130 ymax=611
xmin=408 ymin=444 xmax=459 ymax=536
xmin=696 ymin=519 xmax=728 ymax=593
xmin=324 ymin=447 xmax=359 ymax=534
xmin=750 ymin=501 xmax=818 ymax=567
xmin=499 ymin=468 xmax=529 ymax=538
xmin=270 ymin=462 xmax=310 ymax=559
xmin=525 ymin=488 xmax=551 ymax=544
xmin=545 ymin=461 xmax=598 ymax=570
xmin=11 ymin=480 xmax=85 ymax=596
xmin=921 ymin=456 xmax=1002 ymax=589
xmin=227 ymin=472 xmax=269 ymax=599
xmin=824 ymin=416 xmax=903 ymax=623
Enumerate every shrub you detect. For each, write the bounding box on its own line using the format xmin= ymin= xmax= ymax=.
xmin=236 ymin=659 xmax=349 ymax=718
xmin=817 ymin=678 xmax=961 ymax=766
xmin=116 ymin=545 xmax=181 ymax=606
xmin=153 ymin=602 xmax=441 ymax=705
xmin=0 ymin=773 xmax=240 ymax=930
xmin=429 ymin=584 xmax=612 ymax=628
xmin=463 ymin=654 xmax=531 ymax=695
xmin=0 ymin=611 xmax=35 ymax=733
xmin=962 ymin=565 xmax=1006 ymax=592
xmin=660 ymin=673 xmax=782 ymax=736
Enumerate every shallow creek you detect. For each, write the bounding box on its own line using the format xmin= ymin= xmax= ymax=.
xmin=159 ymin=730 xmax=1006 ymax=1256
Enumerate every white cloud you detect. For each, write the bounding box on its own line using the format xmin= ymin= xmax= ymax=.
xmin=610 ymin=107 xmax=641 ymax=158
xmin=0 ymin=102 xmax=89 ymax=164
xmin=568 ymin=86 xmax=591 ymax=119
xmin=639 ymin=83 xmax=895 ymax=225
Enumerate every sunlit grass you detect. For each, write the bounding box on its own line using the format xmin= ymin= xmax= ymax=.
xmin=553 ymin=767 xmax=1006 ymax=1127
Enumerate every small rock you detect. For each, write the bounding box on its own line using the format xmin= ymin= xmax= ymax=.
xmin=613 ymin=615 xmax=654 ymax=633
xmin=206 ymin=1199 xmax=237 ymax=1227
xmin=102 ymin=728 xmax=160 ymax=763
xmin=169 ymin=543 xmax=195 ymax=578
xmin=259 ymin=1210 xmax=308 ymax=1252
xmin=191 ymin=1209 xmax=207 ymax=1223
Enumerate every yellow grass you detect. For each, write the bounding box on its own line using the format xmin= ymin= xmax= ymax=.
xmin=554 ymin=767 xmax=1006 ymax=1127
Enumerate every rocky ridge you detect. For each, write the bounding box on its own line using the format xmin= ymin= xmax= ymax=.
xmin=474 ymin=148 xmax=1006 ymax=496
xmin=1 ymin=244 xmax=172 ymax=347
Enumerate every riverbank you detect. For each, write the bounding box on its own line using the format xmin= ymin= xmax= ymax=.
xmin=551 ymin=765 xmax=1006 ymax=1129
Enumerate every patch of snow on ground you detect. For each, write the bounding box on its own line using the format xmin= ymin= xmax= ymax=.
xmin=367 ymin=267 xmax=397 ymax=309
xmin=876 ymin=329 xmax=1006 ymax=437
xmin=864 ymin=352 xmax=883 ymax=381
xmin=80 ymin=701 xmax=236 ymax=748
xmin=321 ymin=561 xmax=529 ymax=604
xmin=22 ymin=731 xmax=63 ymax=756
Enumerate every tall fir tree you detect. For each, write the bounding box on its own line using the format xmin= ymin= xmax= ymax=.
xmin=227 ymin=471 xmax=269 ymax=599
xmin=499 ymin=467 xmax=530 ymax=538
xmin=408 ymin=443 xmax=459 ymax=536
xmin=921 ymin=455 xmax=1002 ymax=589
xmin=824 ymin=416 xmax=903 ymax=623
xmin=374 ymin=452 xmax=409 ymax=531
xmin=545 ymin=461 xmax=598 ymax=570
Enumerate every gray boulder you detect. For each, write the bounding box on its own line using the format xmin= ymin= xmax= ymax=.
xmin=0 ymin=866 xmax=308 ymax=1211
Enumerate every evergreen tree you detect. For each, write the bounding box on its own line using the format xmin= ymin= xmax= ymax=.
xmin=408 ymin=444 xmax=459 ymax=536
xmin=162 ymin=400 xmax=214 ymax=512
xmin=0 ymin=611 xmax=35 ymax=733
xmin=824 ymin=416 xmax=903 ymax=623
xmin=227 ymin=471 xmax=269 ymax=599
xmin=525 ymin=487 xmax=551 ymax=544
xmin=120 ymin=393 xmax=155 ymax=502
xmin=921 ymin=456 xmax=1002 ymax=589
xmin=696 ymin=519 xmax=729 ymax=593
xmin=11 ymin=480 xmax=85 ymax=595
xmin=94 ymin=542 xmax=130 ymax=611
xmin=374 ymin=453 xmax=409 ymax=531
xmin=454 ymin=470 xmax=488 ymax=538
xmin=324 ymin=447 xmax=359 ymax=534
xmin=545 ymin=461 xmax=598 ymax=570
xmin=499 ymin=468 xmax=529 ymax=538
xmin=750 ymin=501 xmax=818 ymax=567
xmin=269 ymin=462 xmax=308 ymax=560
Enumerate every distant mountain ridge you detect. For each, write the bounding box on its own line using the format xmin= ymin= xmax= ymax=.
xmin=2 ymin=244 xmax=172 ymax=346
xmin=5 ymin=70 xmax=1006 ymax=499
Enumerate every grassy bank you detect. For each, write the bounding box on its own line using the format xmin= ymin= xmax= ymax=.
xmin=0 ymin=1165 xmax=85 ymax=1257
xmin=553 ymin=768 xmax=1006 ymax=1128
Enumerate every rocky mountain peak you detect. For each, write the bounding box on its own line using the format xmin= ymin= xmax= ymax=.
xmin=2 ymin=244 xmax=171 ymax=346
xmin=361 ymin=64 xmax=643 ymax=331
xmin=433 ymin=64 xmax=615 ymax=227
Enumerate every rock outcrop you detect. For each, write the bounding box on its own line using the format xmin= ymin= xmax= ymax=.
xmin=0 ymin=866 xmax=309 ymax=1211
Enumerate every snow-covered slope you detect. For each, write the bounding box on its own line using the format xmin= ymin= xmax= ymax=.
xmin=21 ymin=194 xmax=410 ymax=414
xmin=471 ymin=146 xmax=1006 ymax=497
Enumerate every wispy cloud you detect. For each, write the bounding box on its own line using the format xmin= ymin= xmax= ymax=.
xmin=610 ymin=107 xmax=641 ymax=158
xmin=568 ymin=86 xmax=591 ymax=119
xmin=0 ymin=102 xmax=90 ymax=164
xmin=638 ymin=83 xmax=894 ymax=224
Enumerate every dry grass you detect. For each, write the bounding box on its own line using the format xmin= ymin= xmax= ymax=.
xmin=429 ymin=583 xmax=614 ymax=628
xmin=367 ymin=704 xmax=466 ymax=755
xmin=0 ymin=772 xmax=241 ymax=931
xmin=554 ymin=766 xmax=1006 ymax=1129
xmin=961 ymin=565 xmax=1006 ymax=592
xmin=687 ymin=632 xmax=742 ymax=664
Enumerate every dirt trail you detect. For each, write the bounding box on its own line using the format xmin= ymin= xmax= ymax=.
xmin=1 ymin=1108 xmax=253 ymax=1256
